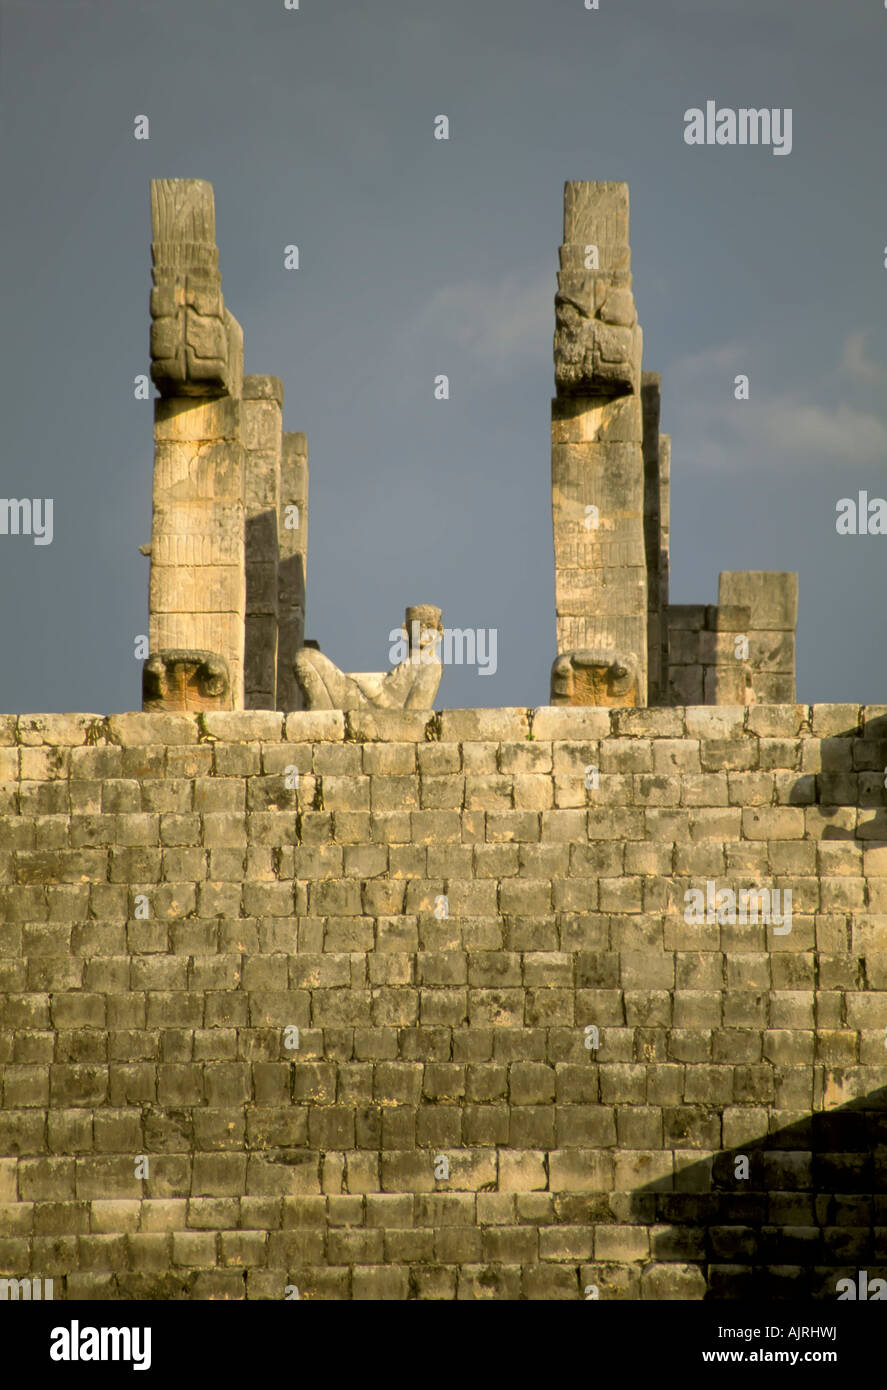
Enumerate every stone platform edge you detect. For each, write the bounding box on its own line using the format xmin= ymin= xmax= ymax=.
xmin=0 ymin=704 xmax=884 ymax=748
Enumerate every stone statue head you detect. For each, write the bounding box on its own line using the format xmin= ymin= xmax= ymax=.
xmin=554 ymin=271 xmax=640 ymax=398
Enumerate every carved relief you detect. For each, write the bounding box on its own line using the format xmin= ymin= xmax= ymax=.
xmin=550 ymin=648 xmax=640 ymax=707
xmin=149 ymin=180 xmax=243 ymax=398
xmin=142 ymin=650 xmax=232 ymax=712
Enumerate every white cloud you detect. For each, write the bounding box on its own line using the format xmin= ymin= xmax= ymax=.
xmin=666 ymin=335 xmax=887 ymax=472
xmin=403 ymin=269 xmax=552 ymax=381
xmin=841 ymin=329 xmax=887 ymax=387
xmin=757 ymin=400 xmax=887 ymax=460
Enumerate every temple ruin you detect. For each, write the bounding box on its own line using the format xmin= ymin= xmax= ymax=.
xmin=141 ymin=178 xmax=796 ymax=714
xmin=9 ymin=178 xmax=884 ymax=1309
xmin=145 ymin=178 xmax=307 ymax=714
xmin=549 ymin=180 xmax=797 ymax=710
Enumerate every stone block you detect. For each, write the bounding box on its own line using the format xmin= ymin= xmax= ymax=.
xmin=718 ymin=571 xmax=798 ymax=630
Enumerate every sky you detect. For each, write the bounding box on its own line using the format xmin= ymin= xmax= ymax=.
xmin=1 ymin=0 xmax=886 ymax=712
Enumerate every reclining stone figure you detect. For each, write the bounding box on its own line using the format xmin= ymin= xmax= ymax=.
xmin=294 ymin=606 xmax=443 ymax=711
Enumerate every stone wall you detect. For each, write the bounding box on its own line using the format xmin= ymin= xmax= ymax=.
xmin=668 ymin=604 xmax=751 ymax=706
xmin=667 ymin=570 xmax=797 ymax=709
xmin=1 ymin=704 xmax=886 ymax=1300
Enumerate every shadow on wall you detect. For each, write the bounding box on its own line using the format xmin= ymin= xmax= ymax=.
xmin=634 ymin=1085 xmax=887 ymax=1300
xmin=797 ymin=714 xmax=887 ymax=842
xmin=633 ymin=714 xmax=887 ymax=1299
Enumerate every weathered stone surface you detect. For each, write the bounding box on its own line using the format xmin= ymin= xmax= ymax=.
xmin=550 ymin=649 xmax=640 ymax=707
xmin=438 ymin=708 xmax=531 ymax=741
xmin=149 ymin=180 xmax=243 ymax=399
xmin=148 ymin=395 xmax=245 ymax=704
xmin=0 ymin=709 xmax=884 ymax=1300
xmin=642 ymin=375 xmax=666 ymax=704
xmin=548 ymin=188 xmax=797 ymax=715
xmin=294 ymin=608 xmax=443 ymax=712
xmin=284 ymin=711 xmax=346 ymax=742
xmin=242 ymin=381 xmax=282 ymax=710
xmin=657 ymin=433 xmax=671 ymax=700
xmin=142 ymin=650 xmax=232 ymax=713
xmin=276 ymin=432 xmax=309 ymax=713
xmin=554 ymin=183 xmax=641 ymax=399
xmin=242 ymin=374 xmax=284 ymax=404
xmin=145 ymin=181 xmax=309 ymax=714
xmin=667 ymin=587 xmax=797 ymax=709
xmin=345 ymin=709 xmax=433 ymax=743
xmin=202 ymin=711 xmax=284 ymax=742
xmin=106 ymin=712 xmax=200 ymax=745
xmin=531 ymin=706 xmax=611 ymax=740
xmin=15 ymin=715 xmax=105 ymax=746
xmin=0 ymin=178 xmax=848 ymax=1303
xmin=719 ymin=571 xmax=798 ymax=632
xmin=551 ymin=183 xmax=648 ymax=701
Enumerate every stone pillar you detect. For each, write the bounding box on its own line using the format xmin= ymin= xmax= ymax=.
xmin=149 ymin=179 xmax=242 ymax=400
xmin=149 ymin=396 xmax=245 ymax=706
xmin=551 ymin=181 xmax=648 ymax=704
xmin=147 ymin=179 xmax=246 ymax=708
xmin=642 ymin=373 xmax=662 ymax=703
xmin=658 ymin=433 xmax=671 ymax=703
xmin=276 ymin=431 xmax=309 ymax=711
xmin=242 ymin=376 xmax=283 ymax=709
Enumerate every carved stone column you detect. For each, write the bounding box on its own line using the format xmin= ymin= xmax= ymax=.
xmin=551 ymin=181 xmax=648 ymax=705
xmin=146 ymin=179 xmax=246 ymax=708
xmin=242 ymin=376 xmax=283 ymax=709
xmin=276 ymin=431 xmax=309 ymax=711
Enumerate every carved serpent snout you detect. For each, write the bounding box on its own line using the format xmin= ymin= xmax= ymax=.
xmin=550 ymin=648 xmax=640 ymax=707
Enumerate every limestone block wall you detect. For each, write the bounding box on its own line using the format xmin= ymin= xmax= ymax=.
xmin=1 ymin=703 xmax=886 ymax=1301
xmin=667 ymin=604 xmax=752 ymax=705
xmin=667 ymin=574 xmax=797 ymax=709
xmin=719 ymin=572 xmax=798 ymax=705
